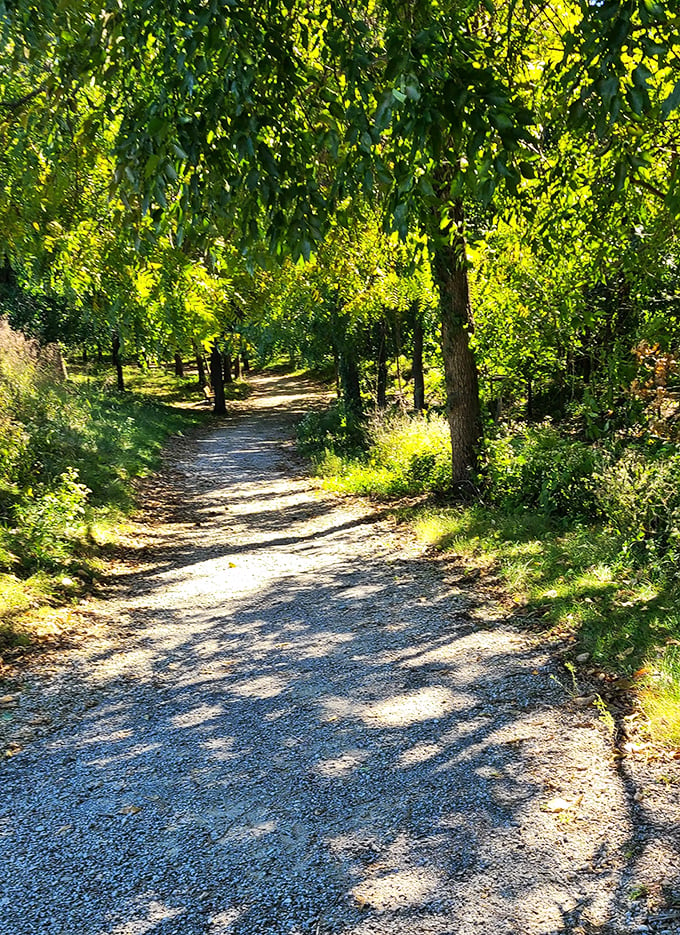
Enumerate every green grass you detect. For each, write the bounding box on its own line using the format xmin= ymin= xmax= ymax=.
xmin=312 ymin=411 xmax=452 ymax=497
xmin=302 ymin=404 xmax=680 ymax=748
xmin=1 ymin=361 xmax=212 ymax=648
xmin=411 ymin=504 xmax=680 ymax=745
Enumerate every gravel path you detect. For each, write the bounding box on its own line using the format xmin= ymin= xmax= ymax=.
xmin=2 ymin=373 xmax=680 ymax=935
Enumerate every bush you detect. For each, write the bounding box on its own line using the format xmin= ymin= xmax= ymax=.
xmin=11 ymin=468 xmax=89 ymax=569
xmin=307 ymin=408 xmax=452 ymax=497
xmin=596 ymin=448 xmax=680 ymax=572
xmin=368 ymin=412 xmax=452 ymax=494
xmin=297 ymin=402 xmax=367 ymax=459
xmin=484 ymin=424 xmax=600 ymax=520
xmin=0 ymin=317 xmax=197 ymax=577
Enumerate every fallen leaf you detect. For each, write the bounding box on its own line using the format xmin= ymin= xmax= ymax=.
xmin=0 ymin=695 xmax=17 ymax=705
xmin=228 ymin=561 xmax=236 ymax=568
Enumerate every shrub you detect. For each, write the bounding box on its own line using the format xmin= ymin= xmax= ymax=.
xmin=484 ymin=424 xmax=600 ymax=520
xmin=297 ymin=402 xmax=367 ymax=459
xmin=596 ymin=448 xmax=680 ymax=571
xmin=308 ymin=409 xmax=453 ymax=497
xmin=0 ymin=318 xmax=197 ymax=577
xmin=11 ymin=468 xmax=89 ymax=569
xmin=368 ymin=412 xmax=452 ymax=493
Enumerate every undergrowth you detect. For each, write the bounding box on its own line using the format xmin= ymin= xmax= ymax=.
xmin=300 ymin=404 xmax=680 ymax=746
xmin=0 ymin=324 xmax=204 ymax=648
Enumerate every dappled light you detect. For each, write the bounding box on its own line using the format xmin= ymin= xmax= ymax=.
xmin=1 ymin=375 xmax=678 ymax=935
xmin=360 ymin=686 xmax=459 ymax=728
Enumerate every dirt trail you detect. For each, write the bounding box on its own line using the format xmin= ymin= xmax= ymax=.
xmin=1 ymin=374 xmax=679 ymax=935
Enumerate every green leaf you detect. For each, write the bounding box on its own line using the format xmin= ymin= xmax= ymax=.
xmin=661 ymin=80 xmax=680 ymax=118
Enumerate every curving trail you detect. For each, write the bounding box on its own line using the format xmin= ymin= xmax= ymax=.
xmin=1 ymin=374 xmax=678 ymax=935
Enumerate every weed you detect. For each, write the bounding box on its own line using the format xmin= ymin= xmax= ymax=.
xmin=593 ymin=695 xmax=616 ymax=736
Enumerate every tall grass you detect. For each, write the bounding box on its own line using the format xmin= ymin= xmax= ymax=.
xmin=0 ymin=319 xmax=201 ymax=644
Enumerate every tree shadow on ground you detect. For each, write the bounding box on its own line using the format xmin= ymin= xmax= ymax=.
xmin=2 ymin=373 xmax=679 ymax=935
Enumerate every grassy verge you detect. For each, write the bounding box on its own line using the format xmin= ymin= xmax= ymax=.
xmin=1 ymin=355 xmax=211 ymax=652
xmin=302 ymin=405 xmax=680 ymax=748
xmin=412 ymin=506 xmax=680 ymax=745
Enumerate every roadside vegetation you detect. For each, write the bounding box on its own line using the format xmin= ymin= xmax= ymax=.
xmin=0 ymin=320 xmax=206 ymax=648
xmin=300 ymin=406 xmax=680 ymax=747
xmin=1 ymin=1 xmax=679 ymax=743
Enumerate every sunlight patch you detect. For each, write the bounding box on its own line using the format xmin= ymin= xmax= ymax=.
xmin=208 ymin=908 xmax=242 ymax=933
xmin=351 ymin=867 xmax=443 ymax=911
xmin=398 ymin=742 xmax=442 ymax=767
xmin=171 ymin=703 xmax=224 ymax=728
xmin=361 ymin=686 xmax=456 ymax=727
xmin=229 ymin=674 xmax=288 ymax=699
xmin=107 ymin=898 xmax=183 ymax=934
xmin=314 ymin=749 xmax=370 ymax=777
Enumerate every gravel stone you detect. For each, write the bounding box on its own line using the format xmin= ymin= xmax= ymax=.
xmin=1 ymin=373 xmax=680 ymax=935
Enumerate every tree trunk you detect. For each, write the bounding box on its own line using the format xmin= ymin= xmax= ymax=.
xmin=376 ymin=321 xmax=388 ymax=409
xmin=393 ymin=318 xmax=403 ymax=402
xmin=339 ymin=351 xmax=362 ymax=418
xmin=193 ymin=341 xmax=207 ymax=388
xmin=112 ymin=332 xmax=125 ymax=391
xmin=96 ymin=342 xmax=103 ymax=363
xmin=432 ymin=242 xmax=481 ymax=487
xmin=82 ymin=347 xmax=88 ymax=365
xmin=242 ymin=349 xmax=250 ymax=372
xmin=412 ymin=316 xmax=425 ymax=412
xmin=234 ymin=354 xmax=242 ymax=380
xmin=174 ymin=352 xmax=184 ymax=377
xmin=0 ymin=254 xmax=15 ymax=287
xmin=222 ymin=352 xmax=233 ymax=384
xmin=210 ymin=343 xmax=226 ymax=415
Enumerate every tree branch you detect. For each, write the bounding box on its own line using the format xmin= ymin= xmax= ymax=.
xmin=0 ymin=80 xmax=50 ymax=114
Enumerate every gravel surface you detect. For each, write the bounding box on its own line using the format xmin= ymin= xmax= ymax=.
xmin=1 ymin=373 xmax=680 ymax=935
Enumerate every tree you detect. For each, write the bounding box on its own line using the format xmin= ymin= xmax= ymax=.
xmin=3 ymin=0 xmax=679 ymax=479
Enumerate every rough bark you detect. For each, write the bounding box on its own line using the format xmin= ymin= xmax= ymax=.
xmin=412 ymin=317 xmax=425 ymax=412
xmin=432 ymin=242 xmax=481 ymax=487
xmin=210 ymin=342 xmax=227 ymax=415
xmin=112 ymin=332 xmax=125 ymax=392
xmin=174 ymin=352 xmax=184 ymax=377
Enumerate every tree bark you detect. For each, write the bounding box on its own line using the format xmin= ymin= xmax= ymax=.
xmin=432 ymin=242 xmax=481 ymax=487
xmin=412 ymin=316 xmax=425 ymax=412
xmin=174 ymin=352 xmax=184 ymax=377
xmin=242 ymin=349 xmax=250 ymax=372
xmin=210 ymin=342 xmax=226 ymax=415
xmin=112 ymin=332 xmax=125 ymax=391
xmin=193 ymin=340 xmax=207 ymax=388
xmin=234 ymin=353 xmax=242 ymax=380
xmin=222 ymin=352 xmax=233 ymax=384
xmin=339 ymin=351 xmax=362 ymax=417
